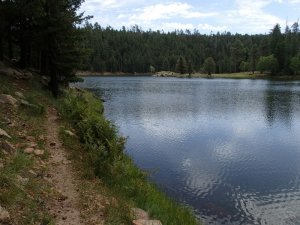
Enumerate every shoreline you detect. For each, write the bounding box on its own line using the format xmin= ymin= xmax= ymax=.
xmin=76 ymin=70 xmax=153 ymax=77
xmin=77 ymin=70 xmax=300 ymax=80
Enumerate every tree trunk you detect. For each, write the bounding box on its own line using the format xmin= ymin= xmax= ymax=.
xmin=8 ymin=27 xmax=13 ymax=59
xmin=0 ymin=36 xmax=3 ymax=61
xmin=20 ymin=38 xmax=27 ymax=68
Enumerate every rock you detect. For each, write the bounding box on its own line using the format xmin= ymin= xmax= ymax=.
xmin=16 ymin=175 xmax=29 ymax=184
xmin=24 ymin=147 xmax=34 ymax=154
xmin=29 ymin=142 xmax=37 ymax=148
xmin=23 ymin=71 xmax=33 ymax=80
xmin=132 ymin=220 xmax=162 ymax=225
xmin=15 ymin=91 xmax=25 ymax=99
xmin=0 ymin=163 xmax=4 ymax=168
xmin=38 ymin=135 xmax=45 ymax=141
xmin=20 ymin=99 xmax=38 ymax=109
xmin=0 ymin=205 xmax=10 ymax=223
xmin=34 ymin=149 xmax=44 ymax=156
xmin=0 ymin=94 xmax=18 ymax=107
xmin=1 ymin=141 xmax=15 ymax=153
xmin=40 ymin=76 xmax=49 ymax=86
xmin=0 ymin=128 xmax=11 ymax=139
xmin=26 ymin=136 xmax=35 ymax=142
xmin=131 ymin=208 xmax=150 ymax=220
xmin=64 ymin=130 xmax=76 ymax=137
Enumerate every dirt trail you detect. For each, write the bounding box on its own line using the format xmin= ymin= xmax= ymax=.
xmin=46 ymin=106 xmax=83 ymax=225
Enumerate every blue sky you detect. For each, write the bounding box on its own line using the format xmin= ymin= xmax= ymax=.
xmin=80 ymin=0 xmax=300 ymax=34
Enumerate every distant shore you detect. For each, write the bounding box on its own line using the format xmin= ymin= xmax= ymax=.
xmin=76 ymin=70 xmax=152 ymax=77
xmin=77 ymin=70 xmax=300 ymax=80
xmin=154 ymin=71 xmax=300 ymax=80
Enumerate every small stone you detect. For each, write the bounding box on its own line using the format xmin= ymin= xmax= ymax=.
xmin=64 ymin=130 xmax=75 ymax=137
xmin=131 ymin=208 xmax=150 ymax=220
xmin=132 ymin=220 xmax=162 ymax=225
xmin=29 ymin=142 xmax=37 ymax=148
xmin=16 ymin=175 xmax=29 ymax=184
xmin=34 ymin=149 xmax=44 ymax=156
xmin=0 ymin=128 xmax=11 ymax=139
xmin=1 ymin=140 xmax=15 ymax=153
xmin=15 ymin=91 xmax=25 ymax=99
xmin=24 ymin=147 xmax=34 ymax=154
xmin=0 ymin=205 xmax=10 ymax=223
xmin=26 ymin=136 xmax=35 ymax=142
xmin=0 ymin=94 xmax=18 ymax=107
xmin=23 ymin=71 xmax=33 ymax=80
xmin=39 ymin=135 xmax=45 ymax=141
xmin=0 ymin=162 xmax=4 ymax=168
xmin=20 ymin=99 xmax=38 ymax=109
xmin=29 ymin=170 xmax=37 ymax=176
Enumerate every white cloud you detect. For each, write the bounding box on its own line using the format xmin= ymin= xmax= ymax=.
xmin=128 ymin=2 xmax=217 ymax=22
xmin=162 ymin=22 xmax=195 ymax=30
xmin=198 ymin=23 xmax=228 ymax=32
xmin=221 ymin=0 xmax=285 ymax=33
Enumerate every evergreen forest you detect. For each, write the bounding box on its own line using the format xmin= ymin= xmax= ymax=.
xmin=79 ymin=22 xmax=300 ymax=75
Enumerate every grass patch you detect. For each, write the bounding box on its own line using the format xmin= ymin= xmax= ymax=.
xmin=0 ymin=71 xmax=54 ymax=225
xmin=0 ymin=150 xmax=54 ymax=225
xmin=59 ymin=89 xmax=199 ymax=225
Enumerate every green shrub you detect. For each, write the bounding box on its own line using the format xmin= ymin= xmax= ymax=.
xmin=60 ymin=89 xmax=124 ymax=176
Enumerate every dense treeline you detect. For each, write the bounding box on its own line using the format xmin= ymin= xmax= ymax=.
xmin=80 ymin=22 xmax=300 ymax=75
xmin=0 ymin=0 xmax=85 ymax=96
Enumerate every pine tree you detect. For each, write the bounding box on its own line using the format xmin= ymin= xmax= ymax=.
xmin=203 ymin=57 xmax=216 ymax=75
xmin=175 ymin=56 xmax=187 ymax=74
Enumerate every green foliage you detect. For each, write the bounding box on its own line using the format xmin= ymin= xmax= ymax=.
xmin=203 ymin=57 xmax=216 ymax=75
xmin=239 ymin=61 xmax=250 ymax=72
xmin=257 ymin=54 xmax=279 ymax=75
xmin=290 ymin=55 xmax=300 ymax=75
xmin=60 ymin=89 xmax=124 ymax=176
xmin=0 ymin=151 xmax=54 ymax=225
xmin=175 ymin=56 xmax=188 ymax=74
xmin=149 ymin=65 xmax=156 ymax=73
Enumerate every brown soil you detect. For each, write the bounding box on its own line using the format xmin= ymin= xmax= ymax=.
xmin=45 ymin=106 xmax=83 ymax=225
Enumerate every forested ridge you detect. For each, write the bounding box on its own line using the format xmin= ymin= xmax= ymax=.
xmin=80 ymin=22 xmax=300 ymax=75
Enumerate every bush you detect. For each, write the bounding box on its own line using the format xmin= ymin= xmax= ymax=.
xmin=60 ymin=89 xmax=124 ymax=176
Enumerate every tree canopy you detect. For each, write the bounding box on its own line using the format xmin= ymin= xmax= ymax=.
xmin=77 ymin=22 xmax=300 ymax=76
xmin=203 ymin=57 xmax=216 ymax=75
xmin=0 ymin=0 xmax=86 ymax=97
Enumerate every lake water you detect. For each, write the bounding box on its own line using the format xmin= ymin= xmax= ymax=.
xmin=77 ymin=77 xmax=300 ymax=225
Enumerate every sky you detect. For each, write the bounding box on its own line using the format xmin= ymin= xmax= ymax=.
xmin=79 ymin=0 xmax=300 ymax=34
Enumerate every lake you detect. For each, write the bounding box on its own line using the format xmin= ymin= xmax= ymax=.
xmin=77 ymin=77 xmax=300 ymax=225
